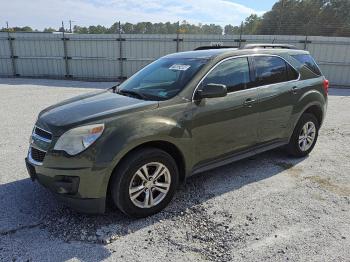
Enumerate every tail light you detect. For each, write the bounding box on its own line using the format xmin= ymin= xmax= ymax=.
xmin=323 ymin=79 xmax=329 ymax=95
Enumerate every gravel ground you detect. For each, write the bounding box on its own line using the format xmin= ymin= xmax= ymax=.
xmin=0 ymin=78 xmax=349 ymax=262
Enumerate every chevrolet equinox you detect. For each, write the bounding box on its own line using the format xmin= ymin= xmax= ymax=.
xmin=25 ymin=44 xmax=328 ymax=218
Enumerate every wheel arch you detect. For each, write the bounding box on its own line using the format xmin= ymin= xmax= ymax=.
xmin=296 ymin=103 xmax=324 ymax=128
xmin=288 ymin=101 xmax=325 ymax=143
xmin=106 ymin=140 xmax=187 ymax=202
xmin=303 ymin=104 xmax=323 ymax=126
xmin=294 ymin=87 xmax=327 ymax=128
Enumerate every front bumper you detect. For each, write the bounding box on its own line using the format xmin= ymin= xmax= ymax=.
xmin=25 ymin=157 xmax=108 ymax=214
xmin=55 ymin=193 xmax=105 ymax=214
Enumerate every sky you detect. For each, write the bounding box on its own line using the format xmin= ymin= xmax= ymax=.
xmin=1 ymin=0 xmax=277 ymax=30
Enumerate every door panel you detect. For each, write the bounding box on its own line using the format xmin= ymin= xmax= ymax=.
xmin=252 ymin=56 xmax=300 ymax=144
xmin=257 ymin=82 xmax=297 ymax=143
xmin=190 ymin=57 xmax=259 ymax=167
xmin=191 ymin=89 xmax=259 ymax=165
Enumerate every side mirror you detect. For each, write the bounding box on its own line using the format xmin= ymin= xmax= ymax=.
xmin=195 ymin=83 xmax=227 ymax=100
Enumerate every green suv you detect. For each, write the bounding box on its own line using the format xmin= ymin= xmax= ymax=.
xmin=25 ymin=44 xmax=328 ymax=218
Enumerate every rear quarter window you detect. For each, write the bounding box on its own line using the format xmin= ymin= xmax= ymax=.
xmin=253 ymin=56 xmax=298 ymax=86
xmin=292 ymin=54 xmax=322 ymax=76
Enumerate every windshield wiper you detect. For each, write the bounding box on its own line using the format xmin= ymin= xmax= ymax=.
xmin=112 ymin=86 xmax=163 ymax=101
xmin=116 ymin=89 xmax=148 ymax=100
xmin=110 ymin=84 xmax=120 ymax=92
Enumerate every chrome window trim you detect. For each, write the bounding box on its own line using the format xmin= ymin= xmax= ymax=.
xmin=191 ymin=54 xmax=301 ymax=101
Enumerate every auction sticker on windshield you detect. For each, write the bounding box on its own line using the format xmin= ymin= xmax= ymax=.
xmin=169 ymin=64 xmax=191 ymax=71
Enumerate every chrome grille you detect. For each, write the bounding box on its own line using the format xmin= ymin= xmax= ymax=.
xmin=30 ymin=147 xmax=46 ymax=163
xmin=28 ymin=125 xmax=52 ymax=165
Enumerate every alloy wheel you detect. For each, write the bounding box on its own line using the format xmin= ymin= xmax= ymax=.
xmin=129 ymin=162 xmax=171 ymax=208
xmin=298 ymin=121 xmax=316 ymax=152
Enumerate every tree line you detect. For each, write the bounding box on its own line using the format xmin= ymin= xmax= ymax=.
xmin=1 ymin=0 xmax=350 ymax=36
xmin=71 ymin=21 xmax=223 ymax=35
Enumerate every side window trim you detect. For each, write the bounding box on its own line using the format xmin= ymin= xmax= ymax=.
xmin=247 ymin=56 xmax=257 ymax=88
xmin=286 ymin=61 xmax=299 ymax=81
xmin=191 ymin=54 xmax=301 ymax=101
xmin=309 ymin=55 xmax=323 ymax=75
xmin=200 ymin=57 xmax=251 ymax=94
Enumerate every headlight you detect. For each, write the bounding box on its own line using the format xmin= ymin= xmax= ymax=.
xmin=54 ymin=124 xmax=104 ymax=156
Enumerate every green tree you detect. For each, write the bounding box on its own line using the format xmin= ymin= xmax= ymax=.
xmin=201 ymin=24 xmax=223 ymax=34
xmin=43 ymin=27 xmax=56 ymax=32
xmin=134 ymin=23 xmax=146 ymax=33
xmin=5 ymin=26 xmax=34 ymax=32
xmin=243 ymin=14 xmax=262 ymax=34
xmin=20 ymin=26 xmax=33 ymax=32
xmin=224 ymin=24 xmax=240 ymax=35
xmin=257 ymin=0 xmax=350 ymax=36
xmin=73 ymin=25 xmax=89 ymax=34
xmin=31 ymin=2 xmax=350 ymax=37
xmin=122 ymin=22 xmax=134 ymax=33
xmin=88 ymin=25 xmax=108 ymax=34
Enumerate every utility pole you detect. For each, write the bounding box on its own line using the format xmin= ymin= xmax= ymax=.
xmin=68 ymin=20 xmax=76 ymax=33
xmin=6 ymin=21 xmax=17 ymax=76
xmin=62 ymin=21 xmax=70 ymax=77
xmin=239 ymin=21 xmax=244 ymax=48
xmin=176 ymin=21 xmax=180 ymax=52
xmin=118 ymin=21 xmax=124 ymax=80
xmin=61 ymin=21 xmax=65 ymax=35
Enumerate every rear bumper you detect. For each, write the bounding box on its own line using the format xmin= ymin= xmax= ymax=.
xmin=25 ymin=157 xmax=109 ymax=214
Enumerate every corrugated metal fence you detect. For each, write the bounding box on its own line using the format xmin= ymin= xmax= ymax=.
xmin=1 ymin=32 xmax=350 ymax=86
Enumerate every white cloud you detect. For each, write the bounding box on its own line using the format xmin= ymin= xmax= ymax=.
xmin=1 ymin=0 xmax=265 ymax=30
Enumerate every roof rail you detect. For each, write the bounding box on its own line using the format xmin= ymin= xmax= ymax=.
xmin=194 ymin=46 xmax=238 ymax=51
xmin=242 ymin=44 xmax=297 ymax=50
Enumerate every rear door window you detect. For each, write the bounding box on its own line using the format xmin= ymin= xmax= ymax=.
xmin=253 ymin=56 xmax=290 ymax=86
xmin=292 ymin=54 xmax=322 ymax=76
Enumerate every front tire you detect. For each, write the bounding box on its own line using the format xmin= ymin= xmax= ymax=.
xmin=110 ymin=148 xmax=179 ymax=218
xmin=286 ymin=113 xmax=319 ymax=157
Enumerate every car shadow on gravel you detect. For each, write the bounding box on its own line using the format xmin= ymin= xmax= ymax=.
xmin=0 ymin=148 xmax=306 ymax=257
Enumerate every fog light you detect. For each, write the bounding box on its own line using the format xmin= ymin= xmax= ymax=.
xmin=54 ymin=176 xmax=80 ymax=195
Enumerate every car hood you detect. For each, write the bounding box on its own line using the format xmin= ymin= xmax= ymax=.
xmin=37 ymin=89 xmax=158 ymax=133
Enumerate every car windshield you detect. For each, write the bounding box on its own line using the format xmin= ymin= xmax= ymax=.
xmin=117 ymin=57 xmax=208 ymax=100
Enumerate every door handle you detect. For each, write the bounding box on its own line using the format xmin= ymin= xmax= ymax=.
xmin=291 ymin=86 xmax=298 ymax=95
xmin=243 ymin=98 xmax=256 ymax=107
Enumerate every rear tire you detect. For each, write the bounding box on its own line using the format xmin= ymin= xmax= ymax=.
xmin=110 ymin=148 xmax=179 ymax=218
xmin=286 ymin=113 xmax=319 ymax=157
